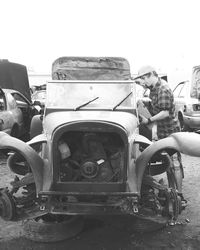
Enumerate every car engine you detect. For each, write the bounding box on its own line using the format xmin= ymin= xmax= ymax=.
xmin=57 ymin=132 xmax=125 ymax=183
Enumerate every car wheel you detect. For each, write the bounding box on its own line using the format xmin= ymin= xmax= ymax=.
xmin=131 ymin=215 xmax=168 ymax=233
xmin=22 ymin=214 xmax=84 ymax=242
xmin=178 ymin=113 xmax=191 ymax=131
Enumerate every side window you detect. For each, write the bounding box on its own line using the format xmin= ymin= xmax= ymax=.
xmin=179 ymin=82 xmax=188 ymax=97
xmin=173 ymin=83 xmax=184 ymax=97
xmin=12 ymin=93 xmax=28 ymax=103
xmin=0 ymin=92 xmax=6 ymax=111
xmin=7 ymin=93 xmax=17 ymax=109
xmin=12 ymin=93 xmax=29 ymax=109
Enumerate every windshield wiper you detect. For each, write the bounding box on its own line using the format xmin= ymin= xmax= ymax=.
xmin=74 ymin=97 xmax=99 ymax=111
xmin=112 ymin=92 xmax=132 ymax=110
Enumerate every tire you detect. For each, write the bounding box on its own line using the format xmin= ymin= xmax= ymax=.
xmin=30 ymin=115 xmax=43 ymax=139
xmin=132 ymin=215 xmax=168 ymax=233
xmin=22 ymin=215 xmax=84 ymax=242
xmin=178 ymin=113 xmax=191 ymax=131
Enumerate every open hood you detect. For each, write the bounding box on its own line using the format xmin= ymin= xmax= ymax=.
xmin=0 ymin=60 xmax=31 ymax=101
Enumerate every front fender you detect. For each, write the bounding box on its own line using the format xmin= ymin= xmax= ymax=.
xmin=0 ymin=132 xmax=44 ymax=194
xmin=136 ymin=132 xmax=200 ymax=193
xmin=127 ymin=134 xmax=152 ymax=193
xmin=134 ymin=134 xmax=152 ymax=146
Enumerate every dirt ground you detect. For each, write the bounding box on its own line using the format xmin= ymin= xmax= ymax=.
xmin=0 ymin=154 xmax=200 ymax=250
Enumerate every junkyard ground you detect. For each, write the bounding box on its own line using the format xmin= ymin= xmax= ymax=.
xmin=0 ymin=154 xmax=200 ymax=250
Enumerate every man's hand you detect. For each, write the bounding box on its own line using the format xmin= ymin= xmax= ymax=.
xmin=139 ymin=115 xmax=149 ymax=125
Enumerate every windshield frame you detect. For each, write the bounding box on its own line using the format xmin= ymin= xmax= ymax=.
xmin=45 ymin=80 xmax=136 ymax=111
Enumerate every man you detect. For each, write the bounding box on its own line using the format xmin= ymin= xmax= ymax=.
xmin=135 ymin=65 xmax=186 ymax=206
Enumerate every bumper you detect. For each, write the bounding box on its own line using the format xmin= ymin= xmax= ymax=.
xmin=39 ymin=191 xmax=139 ymax=216
xmin=183 ymin=115 xmax=200 ymax=129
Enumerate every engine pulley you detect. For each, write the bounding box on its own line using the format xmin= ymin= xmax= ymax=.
xmin=80 ymin=160 xmax=99 ymax=179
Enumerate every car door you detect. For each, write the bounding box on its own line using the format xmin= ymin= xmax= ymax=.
xmin=173 ymin=81 xmax=188 ymax=116
xmin=0 ymin=89 xmax=13 ymax=134
xmin=11 ymin=92 xmax=33 ymax=133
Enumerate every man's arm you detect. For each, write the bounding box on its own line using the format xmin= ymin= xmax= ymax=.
xmin=150 ymin=110 xmax=169 ymax=122
xmin=140 ymin=110 xmax=169 ymax=124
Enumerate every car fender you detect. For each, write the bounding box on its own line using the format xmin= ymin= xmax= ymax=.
xmin=0 ymin=110 xmax=14 ymax=134
xmin=127 ymin=134 xmax=152 ymax=193
xmin=135 ymin=132 xmax=200 ymax=193
xmin=133 ymin=134 xmax=152 ymax=146
xmin=0 ymin=132 xmax=44 ymax=194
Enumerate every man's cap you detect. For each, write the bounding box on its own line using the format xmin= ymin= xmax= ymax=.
xmin=134 ymin=65 xmax=156 ymax=80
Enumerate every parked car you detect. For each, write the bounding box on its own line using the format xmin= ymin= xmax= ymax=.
xmin=31 ymin=89 xmax=46 ymax=112
xmin=1 ymin=57 xmax=200 ymax=242
xmin=0 ymin=88 xmax=38 ymax=138
xmin=173 ymin=77 xmax=200 ymax=131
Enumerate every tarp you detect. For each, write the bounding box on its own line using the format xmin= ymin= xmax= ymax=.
xmin=52 ymin=57 xmax=131 ymax=80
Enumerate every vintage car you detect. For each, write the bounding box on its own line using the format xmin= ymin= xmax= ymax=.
xmin=0 ymin=57 xmax=200 ymax=242
xmin=0 ymin=88 xmax=37 ymax=138
xmin=173 ymin=67 xmax=200 ymax=132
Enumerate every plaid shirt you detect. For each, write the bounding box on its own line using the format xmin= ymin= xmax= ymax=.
xmin=149 ymin=78 xmax=180 ymax=139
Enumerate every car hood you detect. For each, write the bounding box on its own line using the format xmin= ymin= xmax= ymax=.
xmin=44 ymin=111 xmax=138 ymax=136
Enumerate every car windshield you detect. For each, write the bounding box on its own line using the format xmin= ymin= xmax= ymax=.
xmin=46 ymin=80 xmax=136 ymax=109
xmin=191 ymin=68 xmax=200 ymax=99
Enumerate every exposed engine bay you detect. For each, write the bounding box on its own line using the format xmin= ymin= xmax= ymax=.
xmin=57 ymin=132 xmax=125 ymax=182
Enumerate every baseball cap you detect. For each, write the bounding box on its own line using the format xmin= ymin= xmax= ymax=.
xmin=134 ymin=65 xmax=156 ymax=80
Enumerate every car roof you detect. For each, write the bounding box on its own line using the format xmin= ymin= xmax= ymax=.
xmin=1 ymin=88 xmax=20 ymax=93
xmin=1 ymin=88 xmax=23 ymax=94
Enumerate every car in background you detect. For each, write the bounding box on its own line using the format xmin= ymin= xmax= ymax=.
xmin=31 ymin=84 xmax=46 ymax=114
xmin=31 ymin=89 xmax=46 ymax=110
xmin=173 ymin=79 xmax=200 ymax=132
xmin=0 ymin=88 xmax=38 ymax=138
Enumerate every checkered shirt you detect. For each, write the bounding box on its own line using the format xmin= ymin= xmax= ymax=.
xmin=149 ymin=78 xmax=180 ymax=139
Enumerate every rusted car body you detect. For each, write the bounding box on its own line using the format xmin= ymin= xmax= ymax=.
xmin=1 ymin=57 xmax=200 ymax=242
xmin=0 ymin=88 xmax=36 ymax=138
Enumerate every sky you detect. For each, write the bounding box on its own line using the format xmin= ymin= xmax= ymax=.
xmin=1 ymin=0 xmax=200 ymax=84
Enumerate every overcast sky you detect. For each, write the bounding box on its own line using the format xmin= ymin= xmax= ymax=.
xmin=1 ymin=0 xmax=200 ymax=83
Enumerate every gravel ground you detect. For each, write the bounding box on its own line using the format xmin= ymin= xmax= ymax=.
xmin=0 ymin=154 xmax=200 ymax=250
